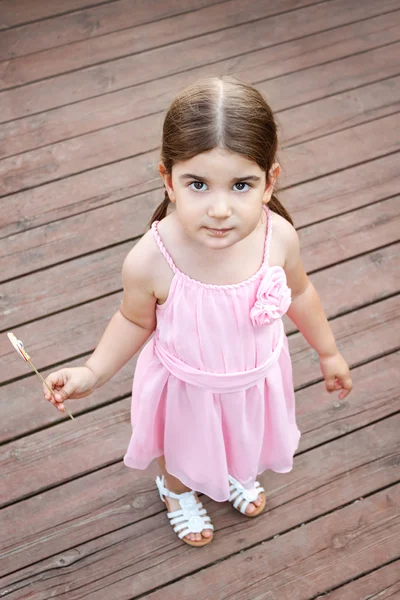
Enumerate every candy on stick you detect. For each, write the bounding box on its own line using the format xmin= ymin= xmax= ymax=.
xmin=7 ymin=332 xmax=74 ymax=420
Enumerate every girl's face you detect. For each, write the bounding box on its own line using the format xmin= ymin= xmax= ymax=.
xmin=159 ymin=147 xmax=280 ymax=249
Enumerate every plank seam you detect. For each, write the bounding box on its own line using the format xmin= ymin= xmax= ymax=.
xmin=295 ymin=406 xmax=400 ymax=457
xmin=0 ymin=0 xmax=135 ymax=32
xmin=126 ymin=480 xmax=400 ymax=600
xmin=306 ymin=239 xmax=400 ymax=277
xmin=274 ymin=72 xmax=400 ymax=117
xmin=0 ymin=0 xmax=324 ymax=62
xmin=1 ymin=218 xmax=398 ymax=296
xmin=1 ymin=440 xmax=399 ymax=581
xmin=2 ymin=13 xmax=398 ymax=134
xmin=2 ymin=67 xmax=399 ymax=163
xmin=293 ymin=192 xmax=400 ymax=230
xmin=1 ymin=152 xmax=398 ymax=242
xmin=280 ymin=101 xmax=400 ymax=150
xmin=0 ymin=0 xmax=341 ymax=93
xmin=0 ymin=456 xmax=121 ymax=511
xmin=308 ymin=557 xmax=400 ymax=600
xmin=1 ymin=109 xmax=399 ymax=202
xmin=0 ymin=236 xmax=398 ymax=337
xmin=1 ymin=6 xmax=398 ymax=121
xmin=1 ymin=341 xmax=398 ymax=446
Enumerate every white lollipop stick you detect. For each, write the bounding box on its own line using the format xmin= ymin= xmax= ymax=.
xmin=7 ymin=332 xmax=74 ymax=420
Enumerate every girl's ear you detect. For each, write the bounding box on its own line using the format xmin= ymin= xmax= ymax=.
xmin=262 ymin=162 xmax=281 ymax=204
xmin=158 ymin=162 xmax=176 ymax=203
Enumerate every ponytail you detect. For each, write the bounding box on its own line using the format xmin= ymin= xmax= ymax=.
xmin=269 ymin=194 xmax=293 ymax=226
xmin=149 ymin=190 xmax=170 ymax=227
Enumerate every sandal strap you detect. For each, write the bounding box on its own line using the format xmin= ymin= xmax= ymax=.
xmin=228 ymin=475 xmax=265 ymax=515
xmin=156 ymin=475 xmax=197 ymax=501
xmin=155 ymin=475 xmax=214 ymax=539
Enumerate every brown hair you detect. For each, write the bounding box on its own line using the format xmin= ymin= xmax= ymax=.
xmin=150 ymin=75 xmax=293 ymax=227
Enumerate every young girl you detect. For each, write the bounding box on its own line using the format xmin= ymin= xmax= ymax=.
xmin=43 ymin=76 xmax=352 ymax=548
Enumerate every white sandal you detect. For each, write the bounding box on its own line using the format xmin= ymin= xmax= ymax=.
xmin=228 ymin=474 xmax=266 ymax=517
xmin=155 ymin=475 xmax=214 ymax=547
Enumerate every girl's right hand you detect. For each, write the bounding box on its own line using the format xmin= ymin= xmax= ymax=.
xmin=43 ymin=366 xmax=98 ymax=411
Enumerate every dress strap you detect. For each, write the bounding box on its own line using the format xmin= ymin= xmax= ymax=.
xmin=262 ymin=205 xmax=273 ymax=267
xmin=151 ymin=221 xmax=179 ymax=274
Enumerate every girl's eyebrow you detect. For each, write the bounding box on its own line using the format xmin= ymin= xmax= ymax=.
xmin=179 ymin=173 xmax=261 ymax=182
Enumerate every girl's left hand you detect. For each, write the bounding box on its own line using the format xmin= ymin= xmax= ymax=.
xmin=319 ymin=351 xmax=353 ymax=400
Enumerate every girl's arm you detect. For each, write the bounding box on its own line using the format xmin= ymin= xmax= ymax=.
xmin=85 ymin=243 xmax=157 ymax=388
xmin=44 ymin=236 xmax=157 ymax=407
xmin=281 ymin=219 xmax=353 ymax=400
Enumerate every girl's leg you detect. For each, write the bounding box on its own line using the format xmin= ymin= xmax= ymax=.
xmin=157 ymin=455 xmax=191 ymax=493
xmin=157 ymin=456 xmax=212 ymax=541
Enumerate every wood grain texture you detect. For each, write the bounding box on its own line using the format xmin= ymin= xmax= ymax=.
xmin=143 ymin=486 xmax=400 ymax=600
xmin=2 ymin=11 xmax=398 ymax=160
xmin=0 ymin=3 xmax=399 ymax=597
xmin=1 ymin=247 xmax=399 ymax=383
xmin=0 ymin=0 xmax=325 ymax=87
xmin=1 ymin=0 xmax=398 ymax=123
xmin=1 ymin=298 xmax=399 ymax=507
xmin=1 ymin=415 xmax=399 ymax=589
xmin=324 ymin=560 xmax=400 ymax=599
xmin=0 ymin=0 xmax=223 ymax=56
xmin=1 ymin=198 xmax=398 ymax=331
xmin=0 ymin=0 xmax=121 ymax=29
xmin=2 ymin=67 xmax=399 ymax=195
xmin=0 ymin=113 xmax=398 ymax=277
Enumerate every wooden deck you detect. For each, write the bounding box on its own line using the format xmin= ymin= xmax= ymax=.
xmin=0 ymin=0 xmax=399 ymax=597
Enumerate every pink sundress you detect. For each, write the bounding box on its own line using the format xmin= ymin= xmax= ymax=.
xmin=123 ymin=205 xmax=301 ymax=502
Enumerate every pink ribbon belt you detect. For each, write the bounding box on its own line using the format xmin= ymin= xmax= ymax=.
xmin=154 ymin=320 xmax=284 ymax=393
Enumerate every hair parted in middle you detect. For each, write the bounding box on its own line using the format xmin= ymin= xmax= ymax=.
xmin=150 ymin=75 xmax=293 ymax=227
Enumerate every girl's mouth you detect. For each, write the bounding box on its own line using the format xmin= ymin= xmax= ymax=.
xmin=206 ymin=227 xmax=233 ymax=236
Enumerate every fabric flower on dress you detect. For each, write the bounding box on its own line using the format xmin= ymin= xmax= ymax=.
xmin=250 ymin=266 xmax=292 ymax=326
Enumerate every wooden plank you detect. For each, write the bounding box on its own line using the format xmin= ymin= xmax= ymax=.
xmin=0 ymin=0 xmax=325 ymax=88
xmin=1 ymin=147 xmax=397 ymax=243
xmin=297 ymin=196 xmax=400 ymax=272
xmin=0 ymin=356 xmax=136 ymax=443
xmin=1 ymin=419 xmax=399 ymax=595
xmin=2 ymin=12 xmax=398 ymax=160
xmin=284 ymin=153 xmax=399 ymax=228
xmin=324 ymin=561 xmax=400 ymax=599
xmin=297 ymin=350 xmax=400 ymax=452
xmin=288 ymin=292 xmax=400 ymax=388
xmin=1 ymin=246 xmax=398 ymax=383
xmin=0 ymin=110 xmax=398 ymax=258
xmin=2 ymin=179 xmax=399 ymax=290
xmin=0 ymin=0 xmax=221 ymax=58
xmin=0 ymin=189 xmax=156 ymax=281
xmin=143 ymin=487 xmax=400 ymax=600
xmin=0 ymin=295 xmax=398 ymax=487
xmin=283 ymin=113 xmax=400 ymax=187
xmin=272 ymin=74 xmax=400 ymax=146
xmin=259 ymin=41 xmax=400 ymax=113
xmin=1 ymin=196 xmax=398 ymax=330
xmin=1 ymin=0 xmax=398 ymax=123
xmin=1 ymin=286 xmax=398 ymax=442
xmin=2 ymin=69 xmax=399 ymax=196
xmin=0 ymin=0 xmax=126 ymax=30
xmin=1 ymin=294 xmax=398 ymax=447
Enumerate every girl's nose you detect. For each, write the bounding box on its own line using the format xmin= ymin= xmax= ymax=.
xmin=208 ymin=198 xmax=232 ymax=218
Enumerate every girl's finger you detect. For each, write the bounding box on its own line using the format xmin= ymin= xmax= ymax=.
xmin=325 ymin=377 xmax=336 ymax=392
xmin=338 ymin=376 xmax=353 ymax=399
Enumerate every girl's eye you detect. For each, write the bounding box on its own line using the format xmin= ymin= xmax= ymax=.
xmin=233 ymin=182 xmax=250 ymax=192
xmin=189 ymin=181 xmax=207 ymax=191
xmin=188 ymin=181 xmax=251 ymax=192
